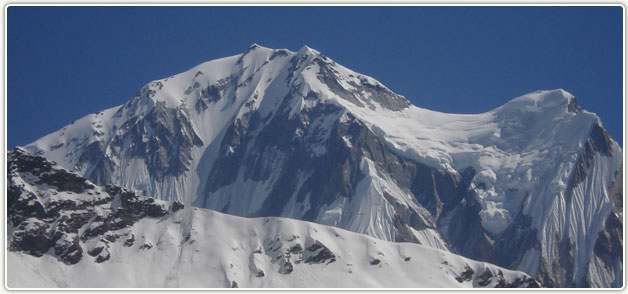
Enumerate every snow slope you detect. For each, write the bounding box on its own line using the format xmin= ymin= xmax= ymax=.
xmin=7 ymin=209 xmax=539 ymax=288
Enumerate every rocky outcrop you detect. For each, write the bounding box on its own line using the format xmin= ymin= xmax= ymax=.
xmin=7 ymin=148 xmax=183 ymax=265
xmin=567 ymin=124 xmax=614 ymax=194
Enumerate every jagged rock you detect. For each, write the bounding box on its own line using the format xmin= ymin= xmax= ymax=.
xmin=456 ymin=266 xmax=474 ymax=283
xmin=145 ymin=200 xmax=168 ymax=217
xmin=9 ymin=221 xmax=53 ymax=257
xmin=476 ymin=269 xmax=493 ymax=286
xmin=282 ymin=261 xmax=294 ymax=274
xmin=124 ymin=234 xmax=135 ymax=247
xmin=88 ymin=246 xmax=104 ymax=257
xmin=288 ymin=244 xmax=303 ymax=254
xmin=304 ymin=241 xmax=336 ymax=264
xmin=96 ymin=250 xmax=111 ymax=263
xmin=496 ymin=277 xmax=542 ymax=288
xmin=7 ymin=148 xmax=174 ymax=266
xmin=54 ymin=237 xmax=83 ymax=265
xmin=171 ymin=201 xmax=185 ymax=212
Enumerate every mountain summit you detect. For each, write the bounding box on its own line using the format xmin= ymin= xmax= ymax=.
xmin=22 ymin=45 xmax=623 ymax=287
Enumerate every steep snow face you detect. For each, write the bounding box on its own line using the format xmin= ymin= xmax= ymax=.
xmin=7 ymin=149 xmax=540 ymax=288
xmin=23 ymin=45 xmax=622 ymax=287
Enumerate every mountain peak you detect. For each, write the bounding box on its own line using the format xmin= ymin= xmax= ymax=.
xmin=19 ymin=47 xmax=623 ymax=288
xmin=297 ymin=44 xmax=319 ymax=56
xmin=499 ymin=88 xmax=582 ymax=114
xmin=240 ymin=43 xmax=276 ymax=58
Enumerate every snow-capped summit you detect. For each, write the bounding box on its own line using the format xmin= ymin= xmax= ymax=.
xmin=22 ymin=45 xmax=622 ymax=287
xmin=297 ymin=44 xmax=317 ymax=54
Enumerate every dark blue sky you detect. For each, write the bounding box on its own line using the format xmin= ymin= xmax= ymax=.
xmin=7 ymin=6 xmax=624 ymax=148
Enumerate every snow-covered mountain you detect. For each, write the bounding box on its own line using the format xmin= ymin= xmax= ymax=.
xmin=23 ymin=44 xmax=623 ymax=287
xmin=7 ymin=148 xmax=541 ymax=288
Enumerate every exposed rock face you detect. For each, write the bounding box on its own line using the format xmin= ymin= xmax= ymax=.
xmin=568 ymin=124 xmax=614 ymax=192
xmin=589 ymin=165 xmax=623 ymax=288
xmin=453 ymin=265 xmax=540 ymax=288
xmin=108 ymin=100 xmax=204 ymax=181
xmin=7 ymin=148 xmax=183 ymax=265
xmin=303 ymin=240 xmax=336 ymax=264
xmin=444 ymin=191 xmax=495 ymax=263
xmin=195 ymin=73 xmax=238 ymax=112
xmin=493 ymin=213 xmax=538 ymax=270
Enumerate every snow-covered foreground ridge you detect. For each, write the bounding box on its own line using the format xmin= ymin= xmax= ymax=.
xmin=7 ymin=148 xmax=541 ymax=288
xmin=23 ymin=44 xmax=623 ymax=287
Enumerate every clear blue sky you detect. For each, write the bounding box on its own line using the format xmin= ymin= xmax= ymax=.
xmin=7 ymin=6 xmax=624 ymax=149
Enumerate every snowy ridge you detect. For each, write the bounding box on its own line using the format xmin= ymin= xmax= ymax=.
xmin=8 ymin=209 xmax=539 ymax=288
xmin=7 ymin=148 xmax=540 ymax=288
xmin=23 ymin=44 xmax=623 ymax=287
